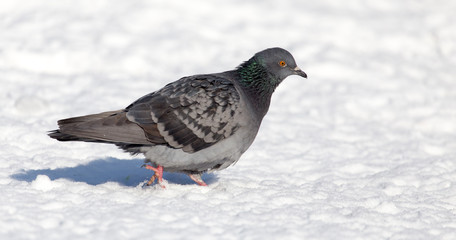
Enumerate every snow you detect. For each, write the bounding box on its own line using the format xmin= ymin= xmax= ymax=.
xmin=1 ymin=0 xmax=456 ymax=239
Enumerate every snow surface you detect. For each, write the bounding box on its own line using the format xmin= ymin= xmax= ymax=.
xmin=1 ymin=0 xmax=456 ymax=239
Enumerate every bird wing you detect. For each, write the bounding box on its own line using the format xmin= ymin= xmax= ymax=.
xmin=126 ymin=75 xmax=241 ymax=153
xmin=49 ymin=110 xmax=154 ymax=145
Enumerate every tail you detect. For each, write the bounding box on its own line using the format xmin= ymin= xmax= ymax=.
xmin=48 ymin=110 xmax=151 ymax=145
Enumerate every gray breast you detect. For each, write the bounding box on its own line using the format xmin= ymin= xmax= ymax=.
xmin=141 ymin=94 xmax=261 ymax=174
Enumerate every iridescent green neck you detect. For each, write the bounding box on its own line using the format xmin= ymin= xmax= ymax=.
xmin=236 ymin=58 xmax=279 ymax=118
xmin=236 ymin=58 xmax=278 ymax=98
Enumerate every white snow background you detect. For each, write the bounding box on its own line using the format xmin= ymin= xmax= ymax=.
xmin=1 ymin=0 xmax=456 ymax=239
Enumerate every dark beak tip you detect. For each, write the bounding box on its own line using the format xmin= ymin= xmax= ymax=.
xmin=292 ymin=67 xmax=307 ymax=78
xmin=297 ymin=70 xmax=307 ymax=79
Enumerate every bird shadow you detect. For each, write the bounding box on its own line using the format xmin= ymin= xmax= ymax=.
xmin=10 ymin=157 xmax=217 ymax=187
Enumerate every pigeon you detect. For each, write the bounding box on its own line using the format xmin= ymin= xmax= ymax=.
xmin=49 ymin=47 xmax=307 ymax=187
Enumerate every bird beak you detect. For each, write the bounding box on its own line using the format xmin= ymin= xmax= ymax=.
xmin=293 ymin=66 xmax=307 ymax=78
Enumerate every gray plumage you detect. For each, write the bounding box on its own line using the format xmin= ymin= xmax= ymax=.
xmin=49 ymin=47 xmax=307 ymax=185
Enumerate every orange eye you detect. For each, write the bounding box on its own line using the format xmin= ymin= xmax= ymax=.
xmin=279 ymin=60 xmax=287 ymax=67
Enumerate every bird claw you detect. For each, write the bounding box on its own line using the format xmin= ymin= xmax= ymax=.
xmin=189 ymin=174 xmax=208 ymax=186
xmin=143 ymin=164 xmax=165 ymax=188
xmin=143 ymin=164 xmax=207 ymax=187
xmin=146 ymin=175 xmax=156 ymax=186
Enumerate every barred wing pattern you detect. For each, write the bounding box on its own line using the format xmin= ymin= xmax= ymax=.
xmin=126 ymin=75 xmax=241 ymax=153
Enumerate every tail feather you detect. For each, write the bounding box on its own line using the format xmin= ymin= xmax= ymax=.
xmin=48 ymin=110 xmax=152 ymax=145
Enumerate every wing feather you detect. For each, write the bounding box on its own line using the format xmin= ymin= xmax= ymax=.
xmin=126 ymin=75 xmax=241 ymax=153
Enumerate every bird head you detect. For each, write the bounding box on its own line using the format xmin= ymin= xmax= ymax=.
xmin=254 ymin=47 xmax=307 ymax=81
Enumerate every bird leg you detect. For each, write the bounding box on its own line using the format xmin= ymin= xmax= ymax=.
xmin=188 ymin=174 xmax=208 ymax=186
xmin=143 ymin=164 xmax=165 ymax=188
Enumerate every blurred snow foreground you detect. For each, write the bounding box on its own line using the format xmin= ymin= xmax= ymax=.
xmin=1 ymin=1 xmax=456 ymax=239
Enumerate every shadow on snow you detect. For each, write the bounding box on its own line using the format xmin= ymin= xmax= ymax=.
xmin=10 ymin=157 xmax=217 ymax=187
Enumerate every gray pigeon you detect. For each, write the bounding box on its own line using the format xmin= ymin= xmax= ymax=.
xmin=49 ymin=47 xmax=307 ymax=187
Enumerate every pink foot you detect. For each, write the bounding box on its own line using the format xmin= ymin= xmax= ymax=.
xmin=143 ymin=164 xmax=165 ymax=188
xmin=189 ymin=174 xmax=208 ymax=186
